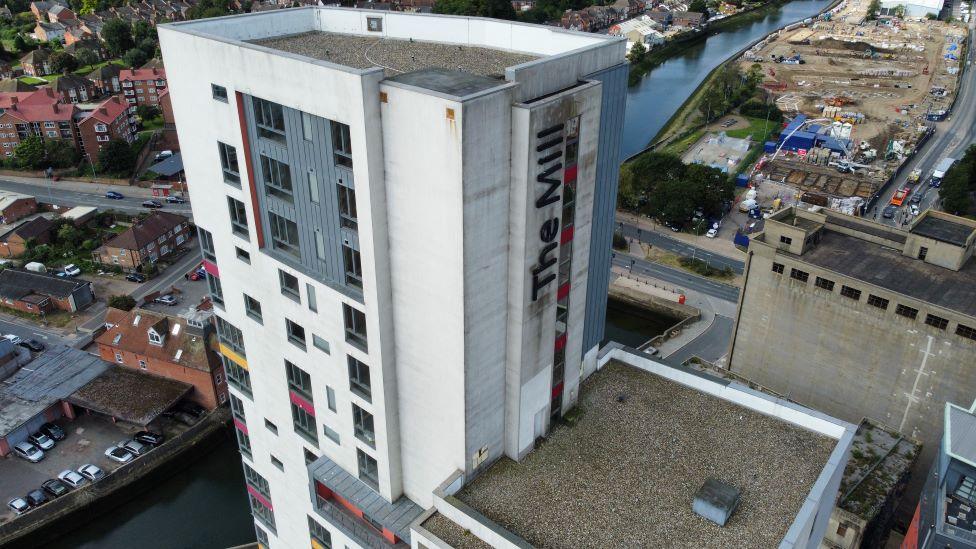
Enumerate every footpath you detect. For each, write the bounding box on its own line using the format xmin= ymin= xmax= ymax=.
xmin=615 ymin=210 xmax=745 ymax=261
xmin=0 ymin=173 xmax=157 ymax=198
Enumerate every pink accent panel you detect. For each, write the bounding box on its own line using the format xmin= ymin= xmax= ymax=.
xmin=247 ymin=484 xmax=273 ymax=511
xmin=234 ymin=417 xmax=248 ymax=435
xmin=203 ymin=260 xmax=219 ymax=278
xmin=289 ymin=391 xmax=315 ymax=416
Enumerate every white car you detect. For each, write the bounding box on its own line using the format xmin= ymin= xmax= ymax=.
xmin=3 ymin=334 xmax=22 ymax=345
xmin=12 ymin=441 xmax=43 ymax=463
xmin=705 ymin=228 xmax=718 ymax=238
xmin=58 ymin=470 xmax=86 ymax=489
xmin=105 ymin=444 xmax=134 ymax=464
xmin=62 ymin=264 xmax=81 ymax=277
xmin=909 ymin=204 xmax=920 ymax=216
xmin=78 ymin=464 xmax=106 ymax=482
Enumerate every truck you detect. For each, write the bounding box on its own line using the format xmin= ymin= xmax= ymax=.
xmin=890 ymin=187 xmax=910 ymax=207
xmin=908 ymin=168 xmax=922 ymax=184
xmin=930 ymin=157 xmax=956 ymax=187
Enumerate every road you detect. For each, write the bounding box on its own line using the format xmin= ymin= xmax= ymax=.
xmin=612 ymin=252 xmax=741 ymax=302
xmin=874 ymin=17 xmax=976 ymax=226
xmin=0 ymin=177 xmax=193 ymax=215
xmin=617 ymin=221 xmax=745 ymax=274
xmin=666 ymin=315 xmax=735 ymax=364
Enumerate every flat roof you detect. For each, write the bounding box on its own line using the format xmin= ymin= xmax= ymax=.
xmin=911 ymin=215 xmax=976 ymax=247
xmin=838 ymin=420 xmax=919 ymax=520
xmin=67 ymin=366 xmax=192 ymax=425
xmin=948 ymin=402 xmax=976 ymax=468
xmin=798 ymin=229 xmax=976 ymax=318
xmin=252 ymin=32 xmax=537 ymax=79
xmin=432 ymin=361 xmax=837 ymax=548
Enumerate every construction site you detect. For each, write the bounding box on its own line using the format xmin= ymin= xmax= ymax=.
xmin=738 ymin=0 xmax=967 ymax=210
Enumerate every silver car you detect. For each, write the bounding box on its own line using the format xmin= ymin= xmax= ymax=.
xmin=13 ymin=441 xmax=43 ymax=463
xmin=122 ymin=439 xmax=151 ymax=456
xmin=77 ymin=464 xmax=106 ymax=482
xmin=58 ymin=470 xmax=86 ymax=489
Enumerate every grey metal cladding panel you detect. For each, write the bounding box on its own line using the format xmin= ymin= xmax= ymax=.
xmin=582 ymin=62 xmax=627 ymax=351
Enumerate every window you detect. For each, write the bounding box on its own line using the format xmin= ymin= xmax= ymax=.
xmin=230 ymin=394 xmax=246 ymax=420
xmin=789 ymin=268 xmax=809 ymax=283
xmin=313 ymin=334 xmax=330 ymax=354
xmin=307 ymin=170 xmax=319 ymax=203
xmin=840 ymin=286 xmax=861 ymax=301
xmin=367 ymin=16 xmax=383 ymax=31
xmin=244 ymin=294 xmax=263 ymax=323
xmin=331 ymin=121 xmax=352 ymax=168
xmin=199 ymin=228 xmax=216 ymax=261
xmin=207 ymin=274 xmax=224 ymax=306
xmin=771 ymin=262 xmax=784 ymax=274
xmin=270 ymin=455 xmax=284 ymax=471
xmin=348 ymin=356 xmax=371 ymax=401
xmin=301 ymin=112 xmax=314 ymax=141
xmin=265 ymin=419 xmax=278 ymax=435
xmin=285 ymin=360 xmax=312 ymax=398
xmin=308 ymin=516 xmax=332 ymax=549
xmin=814 ymin=277 xmax=834 ymax=291
xmin=323 ymin=424 xmax=340 ymax=444
xmin=253 ymin=97 xmax=285 ymax=143
xmin=235 ymin=425 xmax=252 ymax=457
xmin=357 ymin=449 xmax=378 ymax=490
xmin=307 ymin=283 xmax=317 ymax=313
xmin=314 ymin=229 xmax=327 ymax=261
xmin=896 ymin=304 xmax=919 ymax=319
xmin=925 ymin=314 xmax=949 ymax=331
xmin=343 ymin=304 xmax=368 ymax=351
xmin=212 ymin=84 xmax=228 ymax=102
xmin=304 ymin=448 xmax=318 ymax=466
xmin=336 ymin=181 xmax=357 ymax=230
xmin=243 ymin=463 xmax=271 ymax=499
xmin=254 ymin=525 xmax=269 ymax=546
xmin=227 ymin=197 xmax=249 ymax=238
xmin=139 ymin=359 xmax=147 ymax=370
xmin=326 ymin=386 xmax=336 ymax=412
xmin=779 ymin=235 xmax=793 ymax=245
xmin=353 ymin=404 xmax=375 ymax=447
xmin=236 ymin=247 xmax=250 ymax=263
xmin=94 ymin=123 xmax=107 ymax=132
xmin=957 ymin=324 xmax=976 ymax=341
xmin=918 ymin=246 xmax=928 ymax=260
xmin=216 ymin=317 xmax=246 ymax=356
xmin=115 ymin=352 xmax=123 ymax=363
xmin=343 ymin=245 xmax=362 ymax=289
xmin=286 ymin=319 xmax=306 ymax=349
xmin=292 ymin=399 xmax=318 ymax=444
xmin=279 ymin=270 xmax=300 ymax=301
xmin=218 ymin=142 xmax=240 ymax=185
xmin=269 ymin=213 xmax=300 ymax=258
xmin=261 ymin=155 xmax=293 ymax=202
xmin=867 ymin=294 xmax=889 ymax=310
xmin=223 ymin=356 xmax=252 ymax=397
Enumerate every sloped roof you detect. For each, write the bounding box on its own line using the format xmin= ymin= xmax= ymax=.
xmin=80 ymin=95 xmax=127 ymax=125
xmin=148 ymin=152 xmax=183 ymax=177
xmin=0 ymin=268 xmax=88 ymax=300
xmin=97 ymin=307 xmax=217 ymax=373
xmin=87 ymin=63 xmax=122 ymax=81
xmin=56 ymin=73 xmax=94 ymax=91
xmin=101 ymin=211 xmax=187 ymax=251
xmin=20 ymin=48 xmax=52 ymax=65
xmin=0 ymin=190 xmax=34 ymax=211
xmin=0 ymin=216 xmax=53 ymax=242
xmin=0 ymin=80 xmax=37 ymax=93
xmin=119 ymin=67 xmax=166 ymax=82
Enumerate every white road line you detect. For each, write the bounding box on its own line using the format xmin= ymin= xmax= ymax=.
xmin=899 ymin=335 xmax=934 ymax=432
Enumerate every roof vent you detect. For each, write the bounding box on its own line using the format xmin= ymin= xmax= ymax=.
xmin=174 ymin=349 xmax=183 ymax=361
xmin=133 ymin=314 xmax=141 ymax=326
xmin=616 ymin=393 xmax=628 ymax=403
xmin=692 ymin=478 xmax=740 ymax=527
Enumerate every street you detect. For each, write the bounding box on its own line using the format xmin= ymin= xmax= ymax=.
xmin=616 ymin=221 xmax=745 ymax=274
xmin=0 ymin=177 xmax=193 ymax=215
xmin=665 ymin=315 xmax=735 ymax=365
xmin=611 ymin=252 xmax=741 ymax=302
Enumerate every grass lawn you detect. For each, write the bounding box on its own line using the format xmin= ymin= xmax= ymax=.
xmin=726 ymin=116 xmax=779 ymax=143
xmin=18 ymin=76 xmax=47 ymax=85
xmin=141 ymin=116 xmax=164 ymax=131
xmin=662 ymin=128 xmax=706 ymax=156
xmin=32 ymin=59 xmax=126 ymax=87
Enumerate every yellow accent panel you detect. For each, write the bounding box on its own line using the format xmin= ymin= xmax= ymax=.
xmin=219 ymin=343 xmax=248 ymax=370
xmin=311 ymin=540 xmax=324 ymax=549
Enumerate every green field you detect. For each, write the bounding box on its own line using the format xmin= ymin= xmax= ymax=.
xmin=725 ymin=116 xmax=779 ymax=143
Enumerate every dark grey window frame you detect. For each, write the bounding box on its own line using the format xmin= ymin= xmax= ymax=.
xmin=227 ymin=196 xmax=249 ymax=238
xmin=357 ymin=449 xmax=378 ymax=490
xmin=244 ymin=294 xmax=263 ymax=323
xmin=253 ymin=96 xmax=285 ymax=144
xmin=269 ymin=212 xmax=301 ymax=258
xmin=342 ymin=245 xmax=362 ymax=289
xmin=260 ymin=155 xmax=294 ymax=203
xmin=218 ymin=141 xmax=240 ymax=186
xmin=352 ymin=404 xmax=375 ymax=448
xmin=279 ymin=269 xmax=300 ymax=302
xmin=330 ymin=121 xmax=353 ymax=168
xmin=286 ymin=318 xmax=307 ymax=350
xmin=211 ymin=83 xmax=228 ymax=102
xmin=336 ymin=180 xmax=357 ymax=230
xmin=348 ymin=355 xmax=371 ymax=402
xmin=343 ymin=304 xmax=367 ymax=351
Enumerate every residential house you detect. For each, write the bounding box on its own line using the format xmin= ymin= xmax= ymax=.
xmin=92 ymin=211 xmax=192 ymax=271
xmin=77 ymin=96 xmax=136 ymax=164
xmin=78 ymin=14 xmax=105 ymax=39
xmin=0 ymin=90 xmax=79 ymax=159
xmin=0 ymin=65 xmax=20 ymax=81
xmin=96 ymin=307 xmax=228 ymax=410
xmin=34 ymin=21 xmax=67 ymax=42
xmin=511 ymin=0 xmax=535 ymax=11
xmin=55 ymin=73 xmax=96 ymax=103
xmin=0 ymin=216 xmax=53 ymax=258
xmin=87 ymin=63 xmax=122 ymax=95
xmin=672 ymin=10 xmax=704 ymax=28
xmin=0 ymin=191 xmax=39 ymax=225
xmin=64 ymin=34 xmax=104 ymax=58
xmin=47 ymin=4 xmax=77 ymax=23
xmin=561 ymin=9 xmax=595 ymax=31
xmin=29 ymin=0 xmax=69 ymax=21
xmin=0 ymin=268 xmax=94 ymax=315
xmin=20 ymin=48 xmax=53 ymax=77
xmin=610 ymin=15 xmax=666 ymax=47
xmin=645 ymin=8 xmax=673 ymax=26
xmin=157 ymin=88 xmax=180 ymax=151
xmin=119 ymin=67 xmax=167 ymax=107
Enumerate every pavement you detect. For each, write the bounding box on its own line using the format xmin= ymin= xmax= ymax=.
xmin=0 ymin=174 xmax=192 ymax=216
xmin=612 ymin=251 xmax=740 ymax=303
xmin=616 ymin=210 xmax=746 ymax=274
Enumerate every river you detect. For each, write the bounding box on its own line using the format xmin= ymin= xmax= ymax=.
xmin=46 ymin=2 xmax=837 ymax=547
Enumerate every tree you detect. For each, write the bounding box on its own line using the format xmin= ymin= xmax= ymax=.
xmin=132 ymin=20 xmax=156 ymax=43
xmin=866 ymin=0 xmax=881 ymax=19
xmin=45 ymin=139 xmax=78 ymax=168
xmin=13 ymin=136 xmax=45 ymax=169
xmin=80 ymin=0 xmax=99 ymax=14
xmin=434 ymin=0 xmax=516 ymax=20
xmin=13 ymin=34 xmax=29 ymax=53
xmin=108 ymin=294 xmax=137 ymax=311
xmin=123 ymin=47 xmax=149 ymax=69
xmin=689 ymin=0 xmax=708 ymax=19
xmin=136 ymin=104 xmax=161 ymax=120
xmin=57 ymin=224 xmax=81 ymax=246
xmin=49 ymin=51 xmax=78 ymax=73
xmin=103 ymin=19 xmax=134 ymax=57
xmin=98 ymin=139 xmax=136 ymax=175
xmin=188 ymin=0 xmax=233 ymax=19
xmin=627 ymin=42 xmax=647 ymax=65
xmin=75 ymin=48 xmax=97 ymax=70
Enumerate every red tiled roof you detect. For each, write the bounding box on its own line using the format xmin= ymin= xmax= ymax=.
xmin=81 ymin=95 xmax=127 ymax=125
xmin=101 ymin=211 xmax=187 ymax=251
xmin=0 ymin=93 xmax=35 ymax=109
xmin=96 ymin=307 xmax=217 ymax=373
xmin=119 ymin=67 xmax=166 ymax=82
xmin=4 ymin=99 xmax=76 ymax=123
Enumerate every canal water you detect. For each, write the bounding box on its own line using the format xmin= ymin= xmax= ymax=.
xmin=47 ymin=2 xmax=837 ymax=547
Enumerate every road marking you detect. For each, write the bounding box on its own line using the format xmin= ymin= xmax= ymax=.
xmin=899 ymin=335 xmax=934 ymax=432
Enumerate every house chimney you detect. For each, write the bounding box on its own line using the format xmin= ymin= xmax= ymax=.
xmin=9 ymin=97 xmax=17 ymax=105
xmin=52 ymin=103 xmax=58 ymax=113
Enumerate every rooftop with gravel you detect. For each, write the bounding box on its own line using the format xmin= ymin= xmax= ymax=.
xmin=426 ymin=361 xmax=837 ymax=548
xmin=251 ymin=32 xmax=538 ymax=79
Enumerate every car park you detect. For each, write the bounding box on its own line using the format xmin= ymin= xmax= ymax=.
xmin=12 ymin=441 xmax=43 ymax=462
xmin=142 ymin=200 xmax=164 ymax=209
xmin=7 ymin=497 xmax=30 ymax=515
xmin=58 ymin=470 xmax=86 ymax=489
xmin=178 ymin=402 xmax=206 ymax=418
xmin=28 ymin=432 xmax=55 ymax=451
xmin=25 ymin=490 xmax=47 ymax=507
xmin=126 ymin=272 xmax=147 ymax=283
xmin=134 ymin=431 xmax=164 ymax=446
xmin=171 ymin=411 xmax=197 ymax=426
xmin=166 ymin=195 xmax=186 ymax=203
xmin=3 ymin=334 xmax=22 ymax=345
xmin=105 ymin=444 xmax=134 ymax=464
xmin=20 ymin=339 xmax=45 ymax=352
xmin=122 ymin=439 xmax=151 ymax=456
xmin=41 ymin=479 xmax=70 ymax=498
xmin=105 ymin=191 xmax=125 ymax=200
xmin=153 ymin=294 xmax=178 ymax=306
xmin=39 ymin=422 xmax=64 ymax=441
xmin=62 ymin=264 xmax=81 ymax=277
xmin=77 ymin=464 xmax=106 ymax=482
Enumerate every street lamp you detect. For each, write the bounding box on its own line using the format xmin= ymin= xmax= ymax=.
xmin=85 ymin=152 xmax=97 ymax=183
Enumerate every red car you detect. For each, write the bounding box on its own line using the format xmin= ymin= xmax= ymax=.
xmin=188 ymin=266 xmax=207 ymax=281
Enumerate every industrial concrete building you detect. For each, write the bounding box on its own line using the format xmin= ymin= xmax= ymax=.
xmin=159 ymin=8 xmax=627 ymax=548
xmin=730 ymin=207 xmax=976 ymax=514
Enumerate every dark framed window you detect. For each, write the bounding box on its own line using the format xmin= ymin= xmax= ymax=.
xmin=814 ymin=277 xmax=834 ymax=291
xmin=236 ymin=247 xmax=250 ymax=263
xmin=223 ymin=356 xmax=252 ymax=397
xmin=304 ymin=448 xmax=318 ymax=466
xmin=308 ymin=516 xmax=332 ymax=549
xmin=348 ymin=356 xmax=371 ymax=401
xmin=265 ymin=419 xmax=278 ymax=435
xmin=918 ymin=246 xmax=928 ymax=260
xmin=789 ymin=268 xmax=809 ymax=283
xmin=286 ymin=360 xmax=312 ymax=398
xmin=244 ymin=294 xmax=262 ymax=323
xmin=230 ymin=394 xmax=246 ymax=420
xmin=279 ymin=270 xmax=300 ymax=301
xmin=199 ymin=227 xmax=216 ymax=261
xmin=896 ymin=304 xmax=918 ymax=319
xmin=343 ymin=304 xmax=368 ymax=351
xmin=324 ymin=424 xmax=340 ymax=443
xmin=925 ymin=314 xmax=949 ymax=330
xmin=269 ymin=212 xmax=300 ymax=258
xmin=326 ymin=386 xmax=336 ymax=412
xmin=330 ymin=121 xmax=352 ymax=168
xmin=254 ymin=525 xmax=269 ymax=546
xmin=211 ymin=84 xmax=228 ymax=102
xmin=286 ymin=319 xmax=306 ymax=350
xmin=249 ymin=492 xmax=276 ymax=532
xmin=207 ymin=273 xmax=224 ymax=306
xmin=957 ymin=324 xmax=976 ymax=341
xmin=218 ymin=142 xmax=240 ymax=186
xmin=292 ymin=402 xmax=317 ymax=444
xmin=243 ymin=463 xmax=271 ymax=499
xmin=216 ymin=316 xmax=246 ymax=356
xmin=336 ymin=180 xmax=357 ymax=230
xmin=771 ymin=262 xmax=784 ymax=274
xmin=227 ymin=197 xmax=249 ymax=238
xmin=357 ymin=449 xmax=378 ymax=490
xmin=867 ymin=294 xmax=889 ymax=310
xmin=840 ymin=285 xmax=861 ymax=301
xmin=261 ymin=155 xmax=293 ymax=202
xmin=342 ymin=245 xmax=362 ymax=289
xmin=235 ymin=425 xmax=252 ymax=457
xmin=271 ymin=455 xmax=284 ymax=471
xmin=253 ymin=97 xmax=285 ymax=143
xmin=779 ymin=235 xmax=792 ymax=245
xmin=313 ymin=334 xmax=330 ymax=354
xmin=353 ymin=404 xmax=375 ymax=448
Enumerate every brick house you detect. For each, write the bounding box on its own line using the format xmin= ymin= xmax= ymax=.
xmin=119 ymin=67 xmax=167 ymax=107
xmin=47 ymin=4 xmax=76 ymax=23
xmin=0 ymin=191 xmax=38 ymax=224
xmin=64 ymin=36 xmax=105 ymax=59
xmin=20 ymin=49 xmax=53 ymax=77
xmin=34 ymin=21 xmax=66 ymax=42
xmin=92 ymin=211 xmax=192 ymax=272
xmin=672 ymin=10 xmax=705 ymax=28
xmin=87 ymin=64 xmax=122 ymax=95
xmin=0 ymin=90 xmax=79 ymax=160
xmin=77 ymin=95 xmax=135 ymax=164
xmin=96 ymin=307 xmax=228 ymax=410
xmin=645 ymin=8 xmax=673 ymax=27
xmin=0 ymin=216 xmax=53 ymax=258
xmin=29 ymin=0 xmax=69 ymax=21
xmin=55 ymin=73 xmax=96 ymax=103
xmin=0 ymin=269 xmax=94 ymax=315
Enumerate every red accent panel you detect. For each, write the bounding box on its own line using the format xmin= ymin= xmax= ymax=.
xmin=557 ymin=283 xmax=570 ymax=300
xmin=247 ymin=484 xmax=273 ymax=511
xmin=554 ymin=333 xmax=567 ymax=352
xmin=560 ymin=226 xmax=574 ymax=245
xmin=901 ymin=503 xmax=921 ymax=549
xmin=233 ymin=417 xmax=248 ymax=435
xmin=235 ymin=91 xmax=264 ymax=248
xmin=333 ymin=493 xmax=364 ymax=518
xmin=202 ymin=259 xmax=219 ymax=278
xmin=314 ymin=481 xmax=333 ymax=500
xmin=564 ymin=164 xmax=577 ymax=183
xmin=551 ymin=381 xmax=564 ymax=399
xmin=289 ymin=390 xmax=315 ymax=416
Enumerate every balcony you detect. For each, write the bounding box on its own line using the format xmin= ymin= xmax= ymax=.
xmin=315 ymin=496 xmax=406 ymax=549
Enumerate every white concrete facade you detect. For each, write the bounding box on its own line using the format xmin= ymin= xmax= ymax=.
xmin=160 ymin=7 xmax=626 ymax=549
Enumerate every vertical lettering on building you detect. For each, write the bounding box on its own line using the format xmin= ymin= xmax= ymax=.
xmin=531 ymin=122 xmax=566 ymax=301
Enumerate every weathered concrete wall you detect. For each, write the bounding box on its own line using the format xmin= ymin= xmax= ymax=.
xmin=609 ymin=281 xmax=699 ymax=321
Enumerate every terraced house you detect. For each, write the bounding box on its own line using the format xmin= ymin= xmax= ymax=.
xmin=92 ymin=211 xmax=192 ymax=272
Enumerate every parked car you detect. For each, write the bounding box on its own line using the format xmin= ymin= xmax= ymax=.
xmin=126 ymin=273 xmax=147 ymax=283
xmin=153 ymin=150 xmax=174 ymax=162
xmin=153 ymin=294 xmax=178 ymax=306
xmin=178 ymin=402 xmax=206 ymax=418
xmin=189 ymin=267 xmax=206 ymax=281
xmin=171 ymin=411 xmax=197 ymax=426
xmin=882 ymin=205 xmax=897 ymax=219
xmin=105 ymin=444 xmax=134 ymax=464
xmin=12 ymin=441 xmax=43 ymax=462
xmin=910 ymin=193 xmax=923 ymax=204
xmin=122 ymin=439 xmax=151 ymax=456
xmin=134 ymin=431 xmax=165 ymax=446
xmin=705 ymin=228 xmax=718 ymax=238
xmin=27 ymin=432 xmax=55 ymax=451
xmin=142 ymin=200 xmax=163 ymax=209
xmin=41 ymin=479 xmax=70 ymax=498
xmin=3 ymin=334 xmax=22 ymax=345
xmin=7 ymin=497 xmax=30 ymax=515
xmin=166 ymin=195 xmax=186 ymax=204
xmin=25 ymin=490 xmax=47 ymax=507
xmin=62 ymin=264 xmax=81 ymax=277
xmin=77 ymin=464 xmax=106 ymax=482
xmin=910 ymin=204 xmax=920 ymax=216
xmin=58 ymin=470 xmax=86 ymax=489
xmin=39 ymin=422 xmax=64 ymax=441
xmin=105 ymin=191 xmax=125 ymax=200
xmin=20 ymin=339 xmax=45 ymax=352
